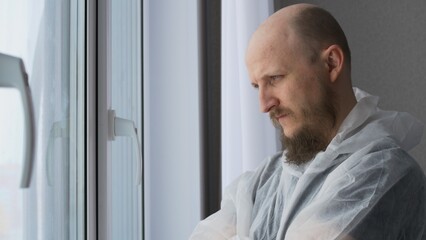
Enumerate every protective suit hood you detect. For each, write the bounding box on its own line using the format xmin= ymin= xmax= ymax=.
xmin=330 ymin=87 xmax=424 ymax=154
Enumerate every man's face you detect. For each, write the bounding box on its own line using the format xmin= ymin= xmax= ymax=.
xmin=246 ymin=31 xmax=337 ymax=164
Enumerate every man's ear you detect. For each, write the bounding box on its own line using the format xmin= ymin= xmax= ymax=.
xmin=322 ymin=45 xmax=344 ymax=83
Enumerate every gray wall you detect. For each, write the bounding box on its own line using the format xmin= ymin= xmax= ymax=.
xmin=275 ymin=1 xmax=426 ymax=171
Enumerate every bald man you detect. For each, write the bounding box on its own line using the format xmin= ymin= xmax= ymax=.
xmin=190 ymin=4 xmax=426 ymax=240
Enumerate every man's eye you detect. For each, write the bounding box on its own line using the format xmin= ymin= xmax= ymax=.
xmin=251 ymin=83 xmax=259 ymax=89
xmin=268 ymin=75 xmax=281 ymax=85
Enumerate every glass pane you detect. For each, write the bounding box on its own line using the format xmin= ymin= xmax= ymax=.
xmin=0 ymin=0 xmax=84 ymax=239
xmin=110 ymin=0 xmax=143 ymax=239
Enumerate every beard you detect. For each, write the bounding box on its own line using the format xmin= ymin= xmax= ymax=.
xmin=270 ymin=83 xmax=338 ymax=165
xmin=281 ymin=122 xmax=331 ymax=165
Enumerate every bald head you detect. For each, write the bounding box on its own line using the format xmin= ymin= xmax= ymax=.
xmin=247 ymin=4 xmax=351 ymax=68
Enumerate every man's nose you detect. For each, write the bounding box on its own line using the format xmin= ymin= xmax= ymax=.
xmin=259 ymin=88 xmax=278 ymax=113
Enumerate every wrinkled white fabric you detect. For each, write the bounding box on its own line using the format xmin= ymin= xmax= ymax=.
xmin=190 ymin=88 xmax=426 ymax=240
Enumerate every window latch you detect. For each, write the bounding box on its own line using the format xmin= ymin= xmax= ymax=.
xmin=108 ymin=109 xmax=142 ymax=186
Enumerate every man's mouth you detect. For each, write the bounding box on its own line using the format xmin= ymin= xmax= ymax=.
xmin=274 ymin=109 xmax=291 ymax=118
xmin=269 ymin=107 xmax=292 ymax=128
xmin=276 ymin=113 xmax=290 ymax=124
xmin=276 ymin=113 xmax=288 ymax=119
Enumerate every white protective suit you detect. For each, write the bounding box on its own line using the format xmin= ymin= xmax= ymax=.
xmin=190 ymin=88 xmax=426 ymax=240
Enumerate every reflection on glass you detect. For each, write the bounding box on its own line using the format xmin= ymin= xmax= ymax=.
xmin=0 ymin=88 xmax=24 ymax=239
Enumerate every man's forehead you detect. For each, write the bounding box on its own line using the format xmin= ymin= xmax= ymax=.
xmin=246 ymin=27 xmax=296 ymax=67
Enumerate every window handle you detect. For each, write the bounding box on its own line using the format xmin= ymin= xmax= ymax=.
xmin=108 ymin=109 xmax=142 ymax=185
xmin=0 ymin=53 xmax=35 ymax=188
